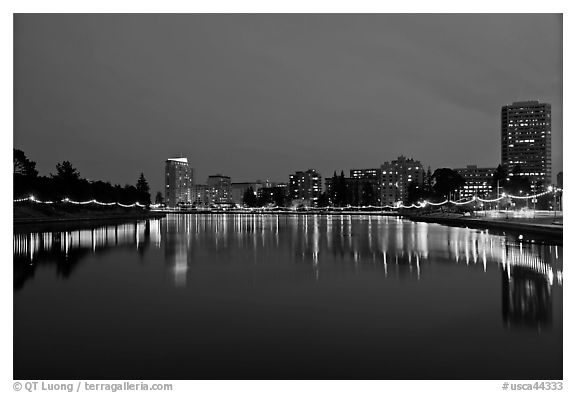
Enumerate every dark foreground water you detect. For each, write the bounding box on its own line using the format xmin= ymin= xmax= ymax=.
xmin=14 ymin=214 xmax=562 ymax=380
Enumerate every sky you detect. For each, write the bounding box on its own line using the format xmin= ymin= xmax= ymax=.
xmin=14 ymin=13 xmax=563 ymax=195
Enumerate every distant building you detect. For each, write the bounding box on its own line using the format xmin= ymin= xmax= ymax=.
xmin=380 ymin=156 xmax=425 ymax=206
xmin=207 ymin=174 xmax=232 ymax=204
xmin=501 ymin=101 xmax=552 ymax=187
xmin=454 ymin=165 xmax=495 ymax=199
xmin=350 ymin=168 xmax=380 ymax=179
xmin=557 ymin=171 xmax=563 ymax=189
xmin=288 ymin=169 xmax=322 ymax=206
xmin=191 ymin=184 xmax=210 ymax=207
xmin=165 ymin=157 xmax=193 ymax=208
xmin=350 ymin=169 xmax=381 ymax=206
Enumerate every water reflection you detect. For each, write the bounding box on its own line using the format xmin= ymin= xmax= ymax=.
xmin=503 ymin=266 xmax=552 ymax=330
xmin=13 ymin=220 xmax=162 ymax=291
xmin=14 ymin=214 xmax=562 ymax=329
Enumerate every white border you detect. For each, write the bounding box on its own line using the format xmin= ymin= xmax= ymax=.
xmin=3 ymin=2 xmax=572 ymax=393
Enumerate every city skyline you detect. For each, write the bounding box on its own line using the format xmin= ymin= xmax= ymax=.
xmin=14 ymin=14 xmax=562 ymax=195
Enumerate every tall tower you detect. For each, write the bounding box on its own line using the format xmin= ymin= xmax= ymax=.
xmin=501 ymin=101 xmax=551 ymax=187
xmin=165 ymin=157 xmax=193 ymax=208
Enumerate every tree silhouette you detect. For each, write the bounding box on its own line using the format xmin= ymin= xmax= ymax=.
xmin=13 ymin=150 xmax=154 ymax=206
xmin=505 ymin=165 xmax=531 ymax=195
xmin=136 ymin=173 xmax=151 ymax=205
xmin=425 ymin=166 xmax=433 ymax=193
xmin=317 ymin=192 xmax=329 ymax=207
xmin=54 ymin=161 xmax=80 ymax=181
xmin=361 ymin=182 xmax=375 ymax=206
xmin=431 ymin=168 xmax=465 ymax=199
xmin=243 ymin=187 xmax=258 ymax=207
xmin=13 ymin=149 xmax=38 ymax=177
xmin=339 ymin=171 xmax=348 ymax=206
xmin=491 ymin=164 xmax=508 ymax=195
xmin=14 ymin=149 xmax=39 ymax=197
xmin=155 ymin=191 xmax=164 ymax=205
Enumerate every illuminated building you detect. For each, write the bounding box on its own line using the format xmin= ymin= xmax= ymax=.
xmin=165 ymin=157 xmax=193 ymax=208
xmin=454 ymin=165 xmax=496 ymax=199
xmin=191 ymin=184 xmax=210 ymax=207
xmin=288 ymin=169 xmax=322 ymax=206
xmin=207 ymin=174 xmax=232 ymax=204
xmin=501 ymin=101 xmax=552 ymax=187
xmin=380 ymin=156 xmax=425 ymax=205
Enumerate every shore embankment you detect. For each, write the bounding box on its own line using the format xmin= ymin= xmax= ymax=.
xmin=403 ymin=212 xmax=562 ymax=240
xmin=14 ymin=204 xmax=165 ymax=230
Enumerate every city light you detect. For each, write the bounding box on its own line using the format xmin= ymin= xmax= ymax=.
xmin=14 ymin=186 xmax=559 ymax=211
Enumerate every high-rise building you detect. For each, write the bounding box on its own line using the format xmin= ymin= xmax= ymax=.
xmin=165 ymin=157 xmax=193 ymax=208
xmin=380 ymin=156 xmax=425 ymax=206
xmin=501 ymin=101 xmax=552 ymax=187
xmin=288 ymin=169 xmax=322 ymax=206
xmin=207 ymin=174 xmax=232 ymax=204
xmin=454 ymin=165 xmax=495 ymax=199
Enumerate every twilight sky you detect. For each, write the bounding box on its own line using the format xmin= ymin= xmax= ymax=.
xmin=14 ymin=14 xmax=562 ymax=195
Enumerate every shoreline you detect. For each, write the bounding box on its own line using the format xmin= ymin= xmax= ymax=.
xmin=403 ymin=214 xmax=562 ymax=240
xmin=13 ymin=211 xmax=166 ymax=233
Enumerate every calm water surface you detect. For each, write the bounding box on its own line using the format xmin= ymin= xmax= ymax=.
xmin=14 ymin=214 xmax=562 ymax=379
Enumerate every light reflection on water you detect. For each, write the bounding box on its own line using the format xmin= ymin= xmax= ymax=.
xmin=14 ymin=214 xmax=563 ymax=290
xmin=13 ymin=214 xmax=563 ymax=379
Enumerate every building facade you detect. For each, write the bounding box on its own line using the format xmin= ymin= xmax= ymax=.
xmin=454 ymin=165 xmax=496 ymax=199
xmin=380 ymin=156 xmax=425 ymax=206
xmin=165 ymin=157 xmax=193 ymax=208
xmin=207 ymin=175 xmax=232 ymax=204
xmin=288 ymin=169 xmax=322 ymax=207
xmin=191 ymin=184 xmax=210 ymax=207
xmin=501 ymin=101 xmax=552 ymax=187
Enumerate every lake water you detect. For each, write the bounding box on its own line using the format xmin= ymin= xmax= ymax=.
xmin=13 ymin=214 xmax=562 ymax=380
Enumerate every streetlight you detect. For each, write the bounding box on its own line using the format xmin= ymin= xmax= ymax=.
xmin=548 ymin=185 xmax=557 ymax=219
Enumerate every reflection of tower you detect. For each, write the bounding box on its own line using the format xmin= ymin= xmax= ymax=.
xmin=502 ymin=266 xmax=552 ymax=329
xmin=164 ymin=219 xmax=189 ymax=287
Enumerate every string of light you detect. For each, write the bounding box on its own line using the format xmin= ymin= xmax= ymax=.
xmin=14 ymin=187 xmax=562 ymax=210
xmin=13 ymin=195 xmax=147 ymax=208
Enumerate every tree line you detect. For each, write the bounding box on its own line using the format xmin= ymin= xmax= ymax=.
xmin=14 ymin=149 xmax=151 ymax=206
